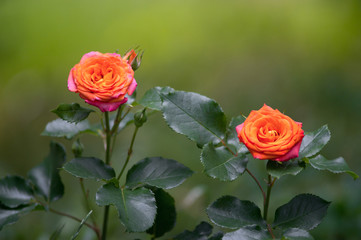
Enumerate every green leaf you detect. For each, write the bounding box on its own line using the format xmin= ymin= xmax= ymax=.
xmin=146 ymin=188 xmax=176 ymax=238
xmin=96 ymin=183 xmax=156 ymax=232
xmin=266 ymin=160 xmax=305 ymax=179
xmin=201 ymin=144 xmax=248 ymax=181
xmin=282 ymin=228 xmax=314 ymax=240
xmin=273 ymin=194 xmax=330 ymax=230
xmin=71 ymin=210 xmax=93 ymax=240
xmin=207 ymin=196 xmax=265 ymax=229
xmin=126 ymin=157 xmax=193 ymax=189
xmin=308 ymin=155 xmax=359 ymax=179
xmin=161 ymin=90 xmax=227 ymax=146
xmin=63 ymin=157 xmax=115 ymax=181
xmin=139 ymin=86 xmax=175 ymax=111
xmin=51 ymin=103 xmax=94 ymax=123
xmin=226 ymin=115 xmax=247 ymax=153
xmin=222 ymin=225 xmax=270 ymax=240
xmin=28 ymin=142 xmax=66 ymax=202
xmin=41 ymin=119 xmax=96 ymax=139
xmin=0 ymin=176 xmax=34 ymax=208
xmin=298 ymin=125 xmax=330 ymax=159
xmin=174 ymin=221 xmax=213 ymax=240
xmin=0 ymin=204 xmax=38 ymax=230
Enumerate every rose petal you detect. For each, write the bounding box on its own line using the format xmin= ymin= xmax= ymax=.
xmin=236 ymin=123 xmax=244 ymax=135
xmin=85 ymin=98 xmax=128 ymax=112
xmin=127 ymin=78 xmax=137 ymax=95
xmin=80 ymin=51 xmax=102 ymax=63
xmin=274 ymin=139 xmax=303 ymax=162
xmin=67 ymin=68 xmax=77 ymax=92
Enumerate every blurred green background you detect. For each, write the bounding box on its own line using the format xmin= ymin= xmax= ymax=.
xmin=0 ymin=0 xmax=360 ymax=239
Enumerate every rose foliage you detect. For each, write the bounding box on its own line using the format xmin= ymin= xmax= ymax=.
xmin=0 ymin=50 xmax=358 ymax=240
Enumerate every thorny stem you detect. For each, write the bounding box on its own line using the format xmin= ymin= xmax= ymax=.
xmin=117 ymin=126 xmax=139 ymax=180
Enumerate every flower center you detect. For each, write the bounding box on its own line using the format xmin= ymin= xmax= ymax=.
xmin=258 ymin=127 xmax=279 ymax=142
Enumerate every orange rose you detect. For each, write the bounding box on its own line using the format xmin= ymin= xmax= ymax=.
xmin=236 ymin=104 xmax=304 ymax=162
xmin=68 ymin=51 xmax=137 ymax=112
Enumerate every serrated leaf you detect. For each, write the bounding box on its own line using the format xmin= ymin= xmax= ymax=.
xmin=51 ymin=103 xmax=94 ymax=123
xmin=96 ymin=183 xmax=156 ymax=232
xmin=222 ymin=225 xmax=270 ymax=240
xmin=201 ymin=144 xmax=248 ymax=181
xmin=299 ymin=125 xmax=330 ymax=159
xmin=63 ymin=157 xmax=115 ymax=181
xmin=147 ymin=188 xmax=176 ymax=238
xmin=174 ymin=221 xmax=213 ymax=240
xmin=0 ymin=204 xmax=38 ymax=230
xmin=126 ymin=157 xmax=193 ymax=189
xmin=273 ymin=194 xmax=330 ymax=230
xmin=42 ymin=119 xmax=97 ymax=139
xmin=266 ymin=160 xmax=305 ymax=179
xmin=207 ymin=196 xmax=265 ymax=229
xmin=282 ymin=228 xmax=314 ymax=240
xmin=161 ymin=90 xmax=227 ymax=146
xmin=0 ymin=176 xmax=34 ymax=208
xmin=308 ymin=155 xmax=358 ymax=179
xmin=226 ymin=115 xmax=247 ymax=153
xmin=28 ymin=142 xmax=66 ymax=202
xmin=139 ymin=86 xmax=175 ymax=111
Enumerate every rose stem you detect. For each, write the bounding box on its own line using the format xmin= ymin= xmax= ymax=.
xmin=264 ymin=174 xmax=276 ymax=239
xmin=219 ymin=140 xmax=267 ymax=202
xmin=47 ymin=206 xmax=101 ymax=239
xmin=102 ymin=111 xmax=112 ymax=240
xmin=117 ymin=126 xmax=139 ymax=180
xmin=110 ymin=106 xmax=132 ymax=159
xmin=79 ymin=178 xmax=98 ymax=227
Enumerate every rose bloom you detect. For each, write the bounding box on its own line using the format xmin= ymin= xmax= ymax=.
xmin=236 ymin=104 xmax=304 ymax=162
xmin=68 ymin=51 xmax=137 ymax=112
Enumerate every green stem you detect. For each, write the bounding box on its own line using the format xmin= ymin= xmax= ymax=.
xmin=117 ymin=126 xmax=139 ymax=180
xmin=110 ymin=105 xmax=124 ymax=135
xmin=79 ymin=178 xmax=98 ymax=227
xmin=264 ymin=174 xmax=276 ymax=239
xmin=245 ymin=168 xmax=266 ymax=203
xmin=219 ymin=140 xmax=267 ymax=204
xmin=102 ymin=112 xmax=112 ymax=240
xmin=104 ymin=112 xmax=111 ymax=165
xmin=49 ymin=207 xmax=101 ymax=239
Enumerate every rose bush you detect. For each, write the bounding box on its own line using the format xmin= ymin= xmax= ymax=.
xmin=68 ymin=51 xmax=137 ymax=112
xmin=236 ymin=104 xmax=304 ymax=161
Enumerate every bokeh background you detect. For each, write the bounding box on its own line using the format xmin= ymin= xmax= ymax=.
xmin=0 ymin=0 xmax=360 ymax=239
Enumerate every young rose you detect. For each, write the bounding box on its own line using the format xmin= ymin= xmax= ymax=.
xmin=68 ymin=51 xmax=137 ymax=112
xmin=236 ymin=104 xmax=304 ymax=162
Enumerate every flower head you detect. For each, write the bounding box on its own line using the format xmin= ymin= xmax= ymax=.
xmin=236 ymin=104 xmax=304 ymax=162
xmin=68 ymin=51 xmax=137 ymax=112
